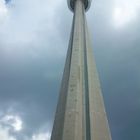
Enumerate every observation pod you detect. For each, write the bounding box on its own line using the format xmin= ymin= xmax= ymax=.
xmin=67 ymin=0 xmax=92 ymax=11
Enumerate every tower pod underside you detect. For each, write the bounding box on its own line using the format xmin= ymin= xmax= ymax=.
xmin=67 ymin=0 xmax=92 ymax=12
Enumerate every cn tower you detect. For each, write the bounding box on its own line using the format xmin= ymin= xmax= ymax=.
xmin=51 ymin=0 xmax=112 ymax=140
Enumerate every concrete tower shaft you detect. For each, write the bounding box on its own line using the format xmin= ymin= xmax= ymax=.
xmin=51 ymin=0 xmax=112 ymax=140
xmin=67 ymin=0 xmax=92 ymax=11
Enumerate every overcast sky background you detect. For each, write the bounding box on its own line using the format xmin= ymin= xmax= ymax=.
xmin=0 ymin=0 xmax=140 ymax=140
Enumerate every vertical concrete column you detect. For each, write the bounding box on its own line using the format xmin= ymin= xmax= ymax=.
xmin=62 ymin=0 xmax=85 ymax=140
xmin=50 ymin=0 xmax=112 ymax=140
xmin=83 ymin=12 xmax=112 ymax=140
xmin=51 ymin=0 xmax=85 ymax=140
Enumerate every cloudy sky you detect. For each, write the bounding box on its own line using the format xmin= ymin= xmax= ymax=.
xmin=0 ymin=0 xmax=140 ymax=140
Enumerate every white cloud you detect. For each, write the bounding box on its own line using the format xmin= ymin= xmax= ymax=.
xmin=0 ymin=0 xmax=63 ymax=45
xmin=112 ymin=0 xmax=140 ymax=28
xmin=0 ymin=0 xmax=8 ymax=22
xmin=32 ymin=132 xmax=51 ymax=140
xmin=0 ymin=124 xmax=51 ymax=140
xmin=0 ymin=114 xmax=23 ymax=131
xmin=0 ymin=125 xmax=16 ymax=140
xmin=0 ymin=0 xmax=66 ymax=64
xmin=0 ymin=112 xmax=51 ymax=140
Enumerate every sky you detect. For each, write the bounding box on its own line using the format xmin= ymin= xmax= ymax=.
xmin=0 ymin=0 xmax=140 ymax=140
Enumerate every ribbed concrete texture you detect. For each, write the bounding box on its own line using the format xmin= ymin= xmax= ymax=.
xmin=50 ymin=0 xmax=112 ymax=140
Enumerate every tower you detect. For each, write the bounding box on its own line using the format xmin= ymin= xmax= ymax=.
xmin=50 ymin=0 xmax=112 ymax=140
